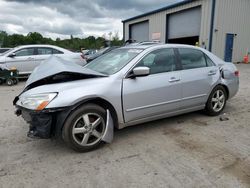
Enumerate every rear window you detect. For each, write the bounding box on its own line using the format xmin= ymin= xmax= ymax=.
xmin=37 ymin=48 xmax=53 ymax=55
xmin=178 ymin=48 xmax=207 ymax=70
xmin=37 ymin=48 xmax=64 ymax=55
xmin=53 ymin=49 xmax=64 ymax=54
xmin=205 ymin=54 xmax=215 ymax=67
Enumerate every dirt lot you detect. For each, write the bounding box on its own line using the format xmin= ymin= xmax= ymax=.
xmin=0 ymin=64 xmax=249 ymax=188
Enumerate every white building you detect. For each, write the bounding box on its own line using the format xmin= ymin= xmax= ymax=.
xmin=122 ymin=0 xmax=250 ymax=62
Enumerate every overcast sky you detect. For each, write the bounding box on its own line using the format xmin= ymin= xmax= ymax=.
xmin=0 ymin=0 xmax=181 ymax=39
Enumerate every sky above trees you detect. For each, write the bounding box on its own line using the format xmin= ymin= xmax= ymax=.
xmin=0 ymin=0 xmax=181 ymax=39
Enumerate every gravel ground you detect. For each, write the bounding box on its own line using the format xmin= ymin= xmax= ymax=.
xmin=0 ymin=64 xmax=249 ymax=188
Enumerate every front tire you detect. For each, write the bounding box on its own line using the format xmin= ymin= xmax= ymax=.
xmin=62 ymin=104 xmax=106 ymax=152
xmin=205 ymin=85 xmax=227 ymax=116
xmin=6 ymin=78 xmax=13 ymax=86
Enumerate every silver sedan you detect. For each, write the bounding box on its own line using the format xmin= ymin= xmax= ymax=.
xmin=0 ymin=44 xmax=86 ymax=76
xmin=14 ymin=44 xmax=239 ymax=152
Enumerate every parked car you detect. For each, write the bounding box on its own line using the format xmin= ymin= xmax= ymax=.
xmin=0 ymin=48 xmax=12 ymax=54
xmin=14 ymin=44 xmax=239 ymax=152
xmin=84 ymin=46 xmax=119 ymax=62
xmin=127 ymin=41 xmax=162 ymax=46
xmin=82 ymin=49 xmax=98 ymax=56
xmin=0 ymin=45 xmax=86 ymax=76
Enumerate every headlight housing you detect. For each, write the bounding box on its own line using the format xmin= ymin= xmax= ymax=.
xmin=18 ymin=93 xmax=57 ymax=111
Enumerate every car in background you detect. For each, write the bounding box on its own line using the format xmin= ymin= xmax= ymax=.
xmin=84 ymin=46 xmax=119 ymax=62
xmin=14 ymin=44 xmax=239 ymax=152
xmin=0 ymin=45 xmax=86 ymax=76
xmin=125 ymin=40 xmax=161 ymax=46
xmin=82 ymin=49 xmax=98 ymax=56
xmin=0 ymin=48 xmax=12 ymax=54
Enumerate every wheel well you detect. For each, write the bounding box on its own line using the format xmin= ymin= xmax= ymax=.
xmin=218 ymin=84 xmax=229 ymax=99
xmin=77 ymin=98 xmax=119 ymax=129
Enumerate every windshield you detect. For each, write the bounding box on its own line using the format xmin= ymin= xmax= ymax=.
xmin=0 ymin=49 xmax=12 ymax=56
xmin=85 ymin=48 xmax=143 ymax=75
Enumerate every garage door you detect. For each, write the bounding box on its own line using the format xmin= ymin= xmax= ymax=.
xmin=130 ymin=21 xmax=149 ymax=42
xmin=167 ymin=7 xmax=201 ymax=40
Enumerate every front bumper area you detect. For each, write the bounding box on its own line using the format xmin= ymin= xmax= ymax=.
xmin=15 ymin=106 xmax=70 ymax=139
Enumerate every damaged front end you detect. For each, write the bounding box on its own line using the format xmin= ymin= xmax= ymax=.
xmin=16 ymin=107 xmax=55 ymax=138
xmin=15 ymin=105 xmax=114 ymax=142
xmin=15 ymin=106 xmax=72 ymax=139
xmin=13 ymin=56 xmax=108 ymax=139
xmin=24 ymin=110 xmax=53 ymax=139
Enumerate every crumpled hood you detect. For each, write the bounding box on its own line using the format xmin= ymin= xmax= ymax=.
xmin=25 ymin=56 xmax=107 ymax=89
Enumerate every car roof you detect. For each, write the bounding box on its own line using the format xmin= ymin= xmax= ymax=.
xmin=8 ymin=44 xmax=70 ymax=53
xmin=14 ymin=44 xmax=62 ymax=48
xmin=121 ymin=43 xmax=202 ymax=50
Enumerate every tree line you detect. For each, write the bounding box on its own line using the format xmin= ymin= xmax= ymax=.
xmin=0 ymin=31 xmax=124 ymax=51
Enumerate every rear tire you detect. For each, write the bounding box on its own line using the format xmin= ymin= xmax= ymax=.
xmin=62 ymin=104 xmax=107 ymax=152
xmin=13 ymin=78 xmax=18 ymax=85
xmin=205 ymin=85 xmax=227 ymax=116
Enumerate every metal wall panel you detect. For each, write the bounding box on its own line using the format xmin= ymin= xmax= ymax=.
xmin=130 ymin=21 xmax=149 ymax=42
xmin=212 ymin=0 xmax=250 ymax=62
xmin=168 ymin=7 xmax=201 ymax=39
xmin=124 ymin=0 xmax=250 ymax=62
xmin=124 ymin=0 xmax=210 ymax=46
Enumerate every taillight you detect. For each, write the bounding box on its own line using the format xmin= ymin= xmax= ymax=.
xmin=235 ymin=70 xmax=239 ymax=77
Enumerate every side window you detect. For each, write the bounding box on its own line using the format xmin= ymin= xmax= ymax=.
xmin=205 ymin=54 xmax=215 ymax=67
xmin=52 ymin=49 xmax=64 ymax=54
xmin=15 ymin=48 xmax=34 ymax=57
xmin=37 ymin=48 xmax=53 ymax=55
xmin=136 ymin=48 xmax=176 ymax=74
xmin=179 ymin=48 xmax=207 ymax=70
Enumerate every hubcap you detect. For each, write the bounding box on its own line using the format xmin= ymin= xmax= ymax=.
xmin=211 ymin=90 xmax=225 ymax=112
xmin=72 ymin=113 xmax=105 ymax=146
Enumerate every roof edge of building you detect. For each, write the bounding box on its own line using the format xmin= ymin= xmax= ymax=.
xmin=122 ymin=0 xmax=196 ymax=23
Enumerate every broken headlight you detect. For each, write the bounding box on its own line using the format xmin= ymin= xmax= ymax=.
xmin=18 ymin=93 xmax=57 ymax=111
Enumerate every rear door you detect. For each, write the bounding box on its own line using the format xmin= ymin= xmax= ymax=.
xmin=34 ymin=47 xmax=53 ymax=66
xmin=177 ymin=48 xmax=219 ymax=109
xmin=5 ymin=47 xmax=35 ymax=74
xmin=35 ymin=47 xmax=65 ymax=65
xmin=122 ymin=48 xmax=182 ymax=122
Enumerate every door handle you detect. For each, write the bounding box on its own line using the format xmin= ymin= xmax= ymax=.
xmin=169 ymin=77 xmax=180 ymax=83
xmin=208 ymin=70 xmax=217 ymax=76
xmin=27 ymin=57 xmax=34 ymax=60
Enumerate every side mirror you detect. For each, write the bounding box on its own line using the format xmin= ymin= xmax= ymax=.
xmin=128 ymin=66 xmax=150 ymax=78
xmin=8 ymin=53 xmax=16 ymax=58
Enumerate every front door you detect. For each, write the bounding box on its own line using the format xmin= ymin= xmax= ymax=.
xmin=224 ymin=33 xmax=234 ymax=62
xmin=122 ymin=48 xmax=182 ymax=122
xmin=5 ymin=47 xmax=35 ymax=74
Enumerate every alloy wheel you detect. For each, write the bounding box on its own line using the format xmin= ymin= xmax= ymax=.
xmin=211 ymin=90 xmax=225 ymax=112
xmin=72 ymin=113 xmax=105 ymax=146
